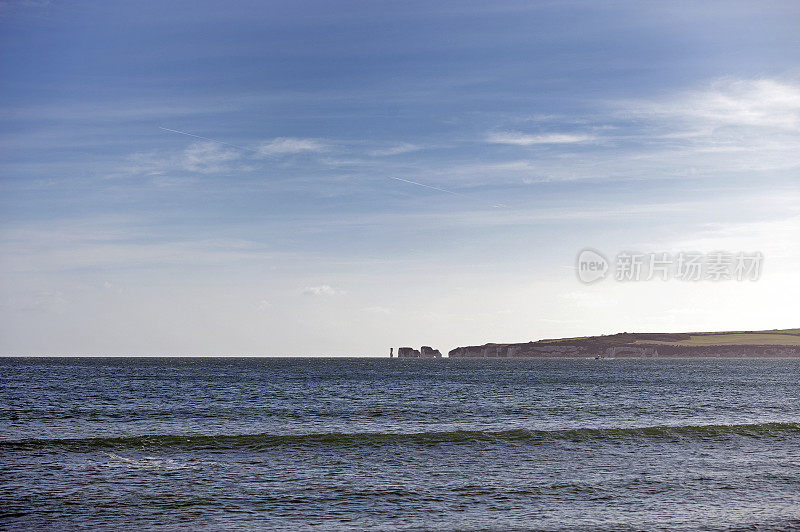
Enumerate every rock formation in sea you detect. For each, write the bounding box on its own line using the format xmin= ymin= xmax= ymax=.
xmin=397 ymin=346 xmax=443 ymax=358
xmin=420 ymin=346 xmax=443 ymax=358
xmin=397 ymin=347 xmax=421 ymax=357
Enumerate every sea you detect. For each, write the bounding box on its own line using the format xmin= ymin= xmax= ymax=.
xmin=2 ymin=357 xmax=800 ymax=531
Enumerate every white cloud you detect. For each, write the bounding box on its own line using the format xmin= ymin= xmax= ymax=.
xmin=458 ymin=78 xmax=800 ymax=186
xmin=629 ymin=78 xmax=800 ymax=131
xmin=612 ymin=79 xmax=800 ymax=165
xmin=302 ymin=284 xmax=345 ymax=296
xmin=256 ymin=137 xmax=327 ymax=157
xmin=487 ymin=131 xmax=595 ymax=145
xmin=616 ymin=79 xmax=800 ymax=176
xmin=120 ymin=141 xmax=245 ymax=178
xmin=182 ymin=142 xmax=242 ymax=174
xmin=370 ymin=143 xmax=422 ymax=156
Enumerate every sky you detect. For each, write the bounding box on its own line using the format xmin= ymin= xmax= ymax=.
xmin=1 ymin=0 xmax=799 ymax=356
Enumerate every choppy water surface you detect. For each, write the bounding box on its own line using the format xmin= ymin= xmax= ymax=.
xmin=2 ymin=357 xmax=800 ymax=530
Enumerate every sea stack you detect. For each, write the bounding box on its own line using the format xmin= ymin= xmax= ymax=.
xmin=397 ymin=346 xmax=443 ymax=358
xmin=420 ymin=346 xmax=443 ymax=358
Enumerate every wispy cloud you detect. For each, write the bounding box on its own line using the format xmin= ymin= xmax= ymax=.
xmin=302 ymin=284 xmax=345 ymax=296
xmin=182 ymin=142 xmax=243 ymax=174
xmin=159 ymin=127 xmax=329 ymax=164
xmin=625 ymin=78 xmax=800 ymax=131
xmin=610 ymin=78 xmax=800 ymax=174
xmin=370 ymin=143 xmax=422 ymax=156
xmin=459 ymin=78 xmax=800 ymax=186
xmin=118 ymin=141 xmax=247 ymax=178
xmin=256 ymin=137 xmax=328 ymax=157
xmin=486 ymin=131 xmax=595 ymax=145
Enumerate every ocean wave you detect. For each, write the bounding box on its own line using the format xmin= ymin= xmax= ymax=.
xmin=2 ymin=422 xmax=799 ymax=451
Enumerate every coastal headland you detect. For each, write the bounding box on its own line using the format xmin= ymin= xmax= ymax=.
xmin=446 ymin=329 xmax=800 ymax=358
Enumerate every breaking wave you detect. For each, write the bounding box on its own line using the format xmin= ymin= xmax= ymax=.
xmin=3 ymin=422 xmax=799 ymax=451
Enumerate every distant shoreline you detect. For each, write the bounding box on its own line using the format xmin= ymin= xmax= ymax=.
xmin=447 ymin=328 xmax=800 ymax=358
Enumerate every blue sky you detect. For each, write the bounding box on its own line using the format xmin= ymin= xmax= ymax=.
xmin=1 ymin=1 xmax=799 ymax=355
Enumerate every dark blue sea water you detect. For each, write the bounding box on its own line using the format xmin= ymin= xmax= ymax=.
xmin=2 ymin=357 xmax=800 ymax=530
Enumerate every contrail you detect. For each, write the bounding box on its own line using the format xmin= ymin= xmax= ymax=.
xmin=389 ymin=177 xmax=467 ymax=197
xmin=159 ymin=126 xmax=257 ymax=152
xmin=389 ymin=177 xmax=507 ymax=208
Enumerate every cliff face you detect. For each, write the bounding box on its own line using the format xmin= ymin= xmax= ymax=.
xmin=448 ymin=341 xmax=800 ymax=358
xmin=449 ymin=343 xmax=590 ymax=358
